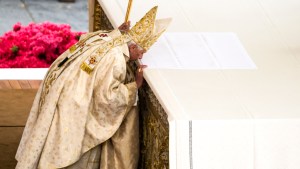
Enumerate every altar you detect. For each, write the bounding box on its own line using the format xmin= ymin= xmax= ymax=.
xmin=0 ymin=0 xmax=300 ymax=168
xmin=89 ymin=0 xmax=300 ymax=168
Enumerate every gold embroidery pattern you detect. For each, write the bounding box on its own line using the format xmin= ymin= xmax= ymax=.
xmin=38 ymin=33 xmax=97 ymax=108
xmin=138 ymin=82 xmax=169 ymax=169
xmin=128 ymin=6 xmax=157 ymax=51
xmin=39 ymin=31 xmax=111 ymax=108
xmin=80 ymin=34 xmax=131 ymax=74
xmin=69 ymin=32 xmax=102 ymax=54
xmin=93 ymin=1 xmax=114 ymax=31
xmin=88 ymin=55 xmax=97 ymax=65
xmin=38 ymin=67 xmax=60 ymax=110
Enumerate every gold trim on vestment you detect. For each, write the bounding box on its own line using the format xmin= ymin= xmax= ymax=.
xmin=80 ymin=34 xmax=131 ymax=74
xmin=80 ymin=62 xmax=93 ymax=75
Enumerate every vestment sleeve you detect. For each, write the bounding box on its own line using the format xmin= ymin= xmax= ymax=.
xmin=92 ymin=49 xmax=137 ymax=126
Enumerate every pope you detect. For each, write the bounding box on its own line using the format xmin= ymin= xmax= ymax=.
xmin=15 ymin=6 xmax=171 ymax=169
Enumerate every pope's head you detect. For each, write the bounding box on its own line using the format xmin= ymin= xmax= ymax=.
xmin=118 ymin=6 xmax=172 ymax=61
xmin=128 ymin=6 xmax=172 ymax=52
xmin=128 ymin=42 xmax=145 ymax=60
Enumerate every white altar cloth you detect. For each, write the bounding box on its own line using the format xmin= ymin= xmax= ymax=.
xmin=0 ymin=0 xmax=298 ymax=168
xmin=170 ymin=120 xmax=300 ymax=169
xmin=142 ymin=32 xmax=256 ymax=69
xmin=97 ymin=0 xmax=300 ymax=168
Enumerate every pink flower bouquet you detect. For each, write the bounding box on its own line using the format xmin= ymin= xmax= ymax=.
xmin=0 ymin=22 xmax=85 ymax=68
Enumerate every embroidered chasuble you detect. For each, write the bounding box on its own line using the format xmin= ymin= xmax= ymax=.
xmin=15 ymin=29 xmax=139 ymax=169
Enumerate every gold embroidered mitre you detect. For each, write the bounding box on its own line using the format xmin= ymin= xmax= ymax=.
xmin=128 ymin=6 xmax=172 ymax=51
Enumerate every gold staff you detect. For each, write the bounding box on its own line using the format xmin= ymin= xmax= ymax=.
xmin=125 ymin=0 xmax=133 ymax=22
xmin=124 ymin=0 xmax=145 ymax=70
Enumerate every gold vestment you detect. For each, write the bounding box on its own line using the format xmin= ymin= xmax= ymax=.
xmin=15 ymin=29 xmax=139 ymax=169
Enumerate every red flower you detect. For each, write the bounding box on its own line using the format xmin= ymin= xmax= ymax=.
xmin=13 ymin=22 xmax=22 ymax=32
xmin=0 ymin=22 xmax=85 ymax=68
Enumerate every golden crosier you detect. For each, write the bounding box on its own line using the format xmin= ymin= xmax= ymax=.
xmin=128 ymin=6 xmax=172 ymax=51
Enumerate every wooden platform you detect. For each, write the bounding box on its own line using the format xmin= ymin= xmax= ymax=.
xmin=0 ymin=80 xmax=41 ymax=169
xmin=0 ymin=80 xmax=41 ymax=90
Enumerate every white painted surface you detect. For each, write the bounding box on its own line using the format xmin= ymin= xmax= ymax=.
xmin=0 ymin=68 xmax=47 ymax=80
xmin=142 ymin=32 xmax=256 ymax=69
xmin=99 ymin=0 xmax=300 ymax=168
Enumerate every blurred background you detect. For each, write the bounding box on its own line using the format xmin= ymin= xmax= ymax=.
xmin=0 ymin=0 xmax=89 ymax=168
xmin=0 ymin=0 xmax=88 ymax=36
